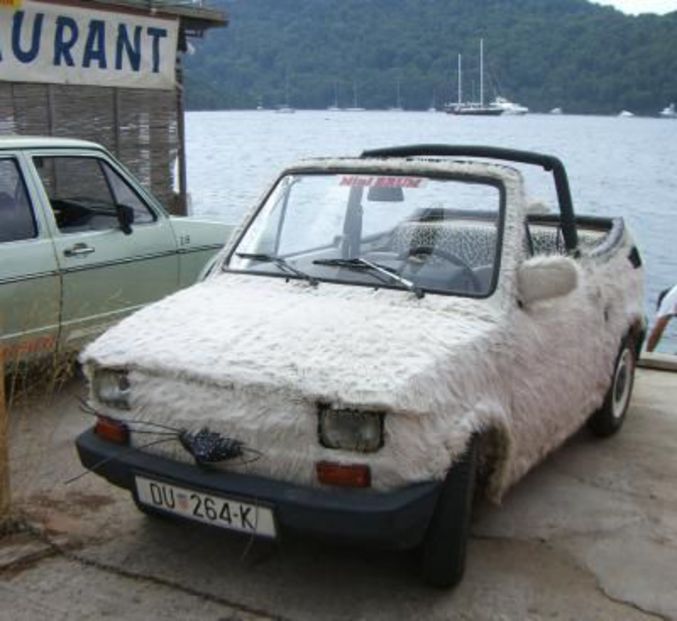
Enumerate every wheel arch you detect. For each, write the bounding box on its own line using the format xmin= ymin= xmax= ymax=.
xmin=474 ymin=423 xmax=513 ymax=503
xmin=627 ymin=317 xmax=646 ymax=359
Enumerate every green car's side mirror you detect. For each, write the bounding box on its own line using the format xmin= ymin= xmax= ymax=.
xmin=116 ymin=204 xmax=135 ymax=236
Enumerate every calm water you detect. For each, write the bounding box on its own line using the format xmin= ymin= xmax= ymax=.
xmin=185 ymin=110 xmax=677 ymax=352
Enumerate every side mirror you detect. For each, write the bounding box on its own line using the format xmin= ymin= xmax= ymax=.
xmin=116 ymin=204 xmax=135 ymax=236
xmin=517 ymin=255 xmax=578 ymax=306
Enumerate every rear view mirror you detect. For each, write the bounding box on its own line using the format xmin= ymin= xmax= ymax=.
xmin=518 ymin=255 xmax=578 ymax=306
xmin=367 ymin=186 xmax=404 ymax=202
xmin=116 ymin=204 xmax=135 ymax=236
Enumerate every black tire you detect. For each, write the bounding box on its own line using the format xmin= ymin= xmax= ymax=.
xmin=588 ymin=336 xmax=636 ymax=438
xmin=419 ymin=437 xmax=478 ymax=588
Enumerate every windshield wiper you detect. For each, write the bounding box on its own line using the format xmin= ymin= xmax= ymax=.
xmin=313 ymin=257 xmax=423 ymax=298
xmin=236 ymin=253 xmax=318 ymax=286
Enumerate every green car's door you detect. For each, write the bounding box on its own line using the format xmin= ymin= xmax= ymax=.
xmin=0 ymin=155 xmax=60 ymax=362
xmin=29 ymin=151 xmax=180 ymax=351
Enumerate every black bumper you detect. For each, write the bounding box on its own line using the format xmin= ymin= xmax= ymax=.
xmin=75 ymin=429 xmax=442 ymax=549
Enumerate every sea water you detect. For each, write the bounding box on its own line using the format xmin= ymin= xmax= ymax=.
xmin=186 ymin=110 xmax=677 ymax=352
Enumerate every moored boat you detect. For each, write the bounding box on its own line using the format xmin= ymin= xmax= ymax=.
xmin=660 ymin=103 xmax=676 ymax=118
xmin=445 ymin=41 xmax=503 ymax=116
xmin=490 ymin=96 xmax=529 ymax=115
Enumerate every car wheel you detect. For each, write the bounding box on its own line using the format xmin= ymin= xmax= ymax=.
xmin=588 ymin=336 xmax=636 ymax=438
xmin=419 ymin=436 xmax=478 ymax=588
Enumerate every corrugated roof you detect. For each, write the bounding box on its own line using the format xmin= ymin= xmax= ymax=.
xmin=89 ymin=0 xmax=227 ymax=30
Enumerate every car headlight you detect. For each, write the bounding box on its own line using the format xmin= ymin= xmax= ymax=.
xmin=94 ymin=369 xmax=131 ymax=410
xmin=318 ymin=407 xmax=384 ymax=453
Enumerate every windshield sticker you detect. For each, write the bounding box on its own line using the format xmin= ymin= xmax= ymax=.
xmin=339 ymin=176 xmax=426 ymax=189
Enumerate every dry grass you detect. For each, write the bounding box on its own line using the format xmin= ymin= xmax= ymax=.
xmin=1 ymin=349 xmax=8 ymax=521
xmin=1 ymin=347 xmax=80 ymax=527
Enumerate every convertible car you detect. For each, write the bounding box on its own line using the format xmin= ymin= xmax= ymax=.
xmin=76 ymin=145 xmax=645 ymax=587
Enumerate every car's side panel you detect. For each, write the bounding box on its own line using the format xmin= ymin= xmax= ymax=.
xmin=170 ymin=218 xmax=233 ymax=287
xmin=0 ymin=153 xmax=61 ymax=362
xmin=499 ymin=227 xmax=644 ymax=495
xmin=24 ymin=150 xmax=180 ymax=351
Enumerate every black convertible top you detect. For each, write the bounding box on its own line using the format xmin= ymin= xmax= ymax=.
xmin=361 ymin=144 xmax=578 ymax=253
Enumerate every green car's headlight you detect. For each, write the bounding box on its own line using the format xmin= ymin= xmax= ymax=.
xmin=94 ymin=369 xmax=131 ymax=410
xmin=318 ymin=407 xmax=384 ymax=453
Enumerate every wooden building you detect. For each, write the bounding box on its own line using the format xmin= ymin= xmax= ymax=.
xmin=0 ymin=0 xmax=227 ymax=214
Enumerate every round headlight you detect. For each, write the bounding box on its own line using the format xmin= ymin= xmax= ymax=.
xmin=94 ymin=369 xmax=131 ymax=410
xmin=319 ymin=407 xmax=384 ymax=453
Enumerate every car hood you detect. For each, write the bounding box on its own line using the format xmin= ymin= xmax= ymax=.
xmin=81 ymin=273 xmax=504 ymax=415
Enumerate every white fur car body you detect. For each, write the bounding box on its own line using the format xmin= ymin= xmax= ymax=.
xmin=78 ymin=146 xmax=645 ymax=586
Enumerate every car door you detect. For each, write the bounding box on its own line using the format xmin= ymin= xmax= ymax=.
xmin=507 ymin=225 xmax=607 ymax=461
xmin=0 ymin=154 xmax=61 ymax=363
xmin=28 ymin=150 xmax=180 ymax=351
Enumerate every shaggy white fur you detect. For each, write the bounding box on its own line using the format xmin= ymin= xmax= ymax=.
xmin=81 ymin=159 xmax=644 ymax=502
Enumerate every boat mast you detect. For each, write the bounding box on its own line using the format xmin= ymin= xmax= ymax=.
xmin=480 ymin=38 xmax=484 ymax=107
xmin=457 ymin=54 xmax=462 ymax=105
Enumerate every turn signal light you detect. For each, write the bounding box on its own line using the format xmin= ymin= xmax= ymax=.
xmin=94 ymin=416 xmax=130 ymax=445
xmin=316 ymin=461 xmax=371 ymax=488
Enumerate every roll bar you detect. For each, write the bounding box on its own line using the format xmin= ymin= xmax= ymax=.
xmin=361 ymin=144 xmax=578 ymax=252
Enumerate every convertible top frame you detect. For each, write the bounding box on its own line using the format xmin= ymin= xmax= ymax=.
xmin=361 ymin=144 xmax=578 ymax=253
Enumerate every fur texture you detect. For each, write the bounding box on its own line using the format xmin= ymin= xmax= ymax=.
xmin=81 ymin=159 xmax=644 ymax=501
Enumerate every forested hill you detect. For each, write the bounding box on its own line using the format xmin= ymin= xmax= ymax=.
xmin=184 ymin=0 xmax=677 ymax=115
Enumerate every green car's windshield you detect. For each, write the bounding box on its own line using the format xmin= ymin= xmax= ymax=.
xmin=227 ymin=172 xmax=504 ymax=297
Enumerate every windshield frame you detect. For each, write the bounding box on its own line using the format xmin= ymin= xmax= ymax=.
xmin=222 ymin=167 xmax=507 ymax=300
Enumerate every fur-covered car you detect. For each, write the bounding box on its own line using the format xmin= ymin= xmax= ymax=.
xmin=76 ymin=145 xmax=645 ymax=587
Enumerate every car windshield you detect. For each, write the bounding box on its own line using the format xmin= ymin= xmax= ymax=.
xmin=227 ymin=172 xmax=504 ymax=297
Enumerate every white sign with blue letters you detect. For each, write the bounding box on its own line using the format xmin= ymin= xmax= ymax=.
xmin=0 ymin=0 xmax=178 ymax=90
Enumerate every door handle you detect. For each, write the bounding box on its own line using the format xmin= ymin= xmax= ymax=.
xmin=64 ymin=243 xmax=95 ymax=258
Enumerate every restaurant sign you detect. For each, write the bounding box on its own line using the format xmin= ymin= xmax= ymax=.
xmin=0 ymin=0 xmax=178 ymax=90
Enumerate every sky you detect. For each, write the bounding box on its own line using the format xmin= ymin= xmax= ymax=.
xmin=593 ymin=0 xmax=677 ymax=13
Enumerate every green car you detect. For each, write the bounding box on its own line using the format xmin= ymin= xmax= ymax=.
xmin=0 ymin=136 xmax=232 ymax=363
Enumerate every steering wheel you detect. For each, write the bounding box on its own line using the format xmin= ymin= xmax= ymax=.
xmin=404 ymin=245 xmax=483 ymax=293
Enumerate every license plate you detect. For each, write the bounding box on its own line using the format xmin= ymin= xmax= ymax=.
xmin=134 ymin=476 xmax=276 ymax=538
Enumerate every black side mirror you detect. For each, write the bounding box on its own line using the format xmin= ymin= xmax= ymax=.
xmin=116 ymin=204 xmax=135 ymax=235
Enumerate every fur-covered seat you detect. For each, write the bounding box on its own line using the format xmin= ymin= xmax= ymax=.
xmin=390 ymin=221 xmax=498 ymax=267
xmin=529 ymin=226 xmax=606 ymax=256
xmin=390 ymin=221 xmax=607 ymax=269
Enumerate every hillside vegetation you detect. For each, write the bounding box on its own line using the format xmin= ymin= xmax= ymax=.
xmin=184 ymin=0 xmax=677 ymax=114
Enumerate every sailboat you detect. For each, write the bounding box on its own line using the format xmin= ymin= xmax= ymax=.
xmin=276 ymin=70 xmax=295 ymax=113
xmin=428 ymin=91 xmax=438 ymax=112
xmin=345 ymin=80 xmax=366 ymax=111
xmin=327 ymin=81 xmax=341 ymax=111
xmin=388 ymin=78 xmax=404 ymax=111
xmin=446 ymin=40 xmax=503 ymax=116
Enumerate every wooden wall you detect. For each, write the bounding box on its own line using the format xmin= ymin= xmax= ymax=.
xmin=0 ymin=82 xmax=182 ymax=214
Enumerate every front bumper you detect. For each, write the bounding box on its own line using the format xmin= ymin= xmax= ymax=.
xmin=76 ymin=429 xmax=442 ymax=549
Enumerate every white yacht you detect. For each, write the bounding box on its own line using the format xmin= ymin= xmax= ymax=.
xmin=490 ymin=96 xmax=529 ymax=115
xmin=660 ymin=103 xmax=676 ymax=118
xmin=550 ymin=107 xmax=563 ymax=115
xmin=618 ymin=110 xmax=635 ymax=118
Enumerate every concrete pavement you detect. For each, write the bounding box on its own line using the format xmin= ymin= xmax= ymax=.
xmin=2 ymin=368 xmax=676 ymax=620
